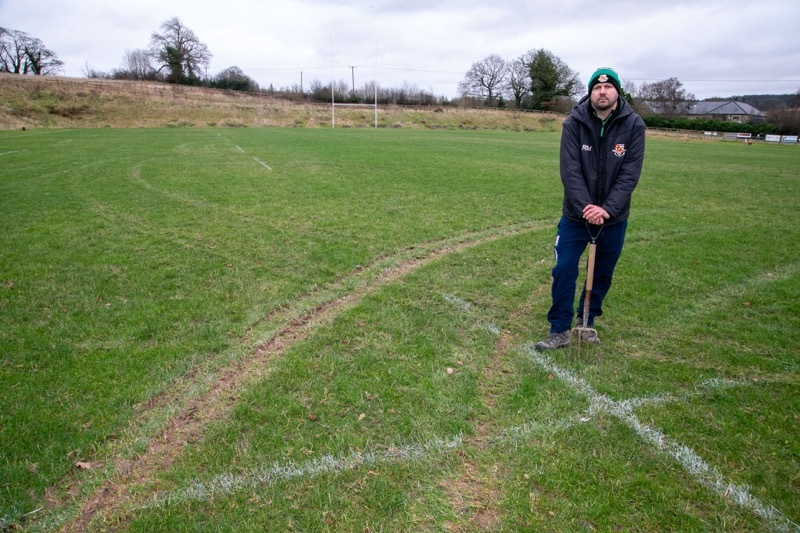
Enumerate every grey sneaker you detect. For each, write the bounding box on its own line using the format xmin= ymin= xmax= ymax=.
xmin=574 ymin=317 xmax=600 ymax=345
xmin=535 ymin=331 xmax=571 ymax=351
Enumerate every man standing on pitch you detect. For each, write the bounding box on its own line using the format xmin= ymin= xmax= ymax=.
xmin=536 ymin=67 xmax=646 ymax=351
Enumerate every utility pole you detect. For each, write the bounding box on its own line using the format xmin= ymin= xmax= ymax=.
xmin=349 ymin=65 xmax=357 ymax=95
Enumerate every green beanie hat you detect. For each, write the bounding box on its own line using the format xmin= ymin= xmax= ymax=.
xmin=588 ymin=67 xmax=621 ymax=93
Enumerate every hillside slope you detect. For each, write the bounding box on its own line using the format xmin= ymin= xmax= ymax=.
xmin=0 ymin=74 xmax=563 ymax=132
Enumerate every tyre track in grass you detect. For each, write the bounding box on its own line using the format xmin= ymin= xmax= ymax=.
xmin=125 ymin=285 xmax=791 ymax=531
xmin=47 ymin=220 xmax=549 ymax=531
xmin=437 ymin=292 xmax=545 ymax=531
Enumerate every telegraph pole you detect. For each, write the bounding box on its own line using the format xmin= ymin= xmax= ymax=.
xmin=349 ymin=65 xmax=357 ymax=96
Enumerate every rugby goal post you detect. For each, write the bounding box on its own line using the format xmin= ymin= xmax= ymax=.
xmin=330 ymin=38 xmax=379 ymax=129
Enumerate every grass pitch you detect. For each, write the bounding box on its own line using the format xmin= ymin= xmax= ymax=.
xmin=1 ymin=128 xmax=798 ymax=531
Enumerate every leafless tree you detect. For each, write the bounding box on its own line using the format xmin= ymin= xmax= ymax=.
xmin=638 ymin=77 xmax=695 ymax=117
xmin=0 ymin=27 xmax=26 ymax=73
xmin=149 ymin=17 xmax=211 ymax=84
xmin=766 ymin=91 xmax=800 ymax=134
xmin=119 ymin=48 xmax=157 ymax=80
xmin=506 ymin=56 xmax=531 ymax=108
xmin=622 ymin=80 xmax=637 ymax=99
xmin=458 ymin=54 xmax=508 ymax=105
xmin=766 ymin=109 xmax=800 ymax=134
xmin=0 ymin=27 xmax=63 ymax=75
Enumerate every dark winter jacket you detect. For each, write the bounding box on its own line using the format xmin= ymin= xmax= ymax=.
xmin=559 ymin=94 xmax=646 ymax=225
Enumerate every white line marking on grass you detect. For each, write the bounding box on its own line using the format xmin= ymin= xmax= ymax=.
xmin=0 ymin=150 xmax=26 ymax=156
xmin=141 ymin=435 xmax=463 ymax=509
xmin=442 ymin=293 xmax=797 ymax=532
xmin=120 ymin=287 xmax=787 ymax=525
xmin=137 ymin=411 xmax=584 ymax=512
xmin=614 ymin=378 xmax=750 ymax=412
xmin=442 ymin=294 xmax=501 ymax=335
xmin=253 ymin=157 xmax=272 ymax=171
xmin=443 ymin=293 xmax=473 ymax=313
xmin=229 ymin=142 xmax=271 ymax=170
xmin=521 ymin=346 xmax=799 ymax=533
xmin=501 ymin=415 xmax=581 ymax=442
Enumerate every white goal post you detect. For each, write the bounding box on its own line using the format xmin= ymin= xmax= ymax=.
xmin=331 ymin=38 xmax=379 ymax=129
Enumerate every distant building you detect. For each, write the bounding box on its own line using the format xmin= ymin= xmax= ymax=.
xmin=686 ymin=101 xmax=766 ymax=123
xmin=642 ymin=100 xmax=766 ymax=123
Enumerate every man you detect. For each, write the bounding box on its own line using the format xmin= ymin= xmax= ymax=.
xmin=536 ymin=67 xmax=646 ymax=351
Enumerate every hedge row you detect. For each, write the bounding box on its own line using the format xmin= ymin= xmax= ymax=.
xmin=642 ymin=115 xmax=777 ymax=135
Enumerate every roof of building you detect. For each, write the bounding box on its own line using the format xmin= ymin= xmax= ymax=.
xmin=688 ymin=101 xmax=765 ymax=117
xmin=644 ymin=100 xmax=765 ymax=116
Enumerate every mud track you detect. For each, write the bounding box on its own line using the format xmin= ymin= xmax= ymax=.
xmin=51 ymin=221 xmax=546 ymax=531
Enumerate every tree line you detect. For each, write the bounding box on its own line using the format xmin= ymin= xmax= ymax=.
xmin=458 ymin=52 xmax=800 ymax=134
xmin=4 ymin=19 xmax=799 ymax=132
xmin=1 ymin=17 xmax=450 ymax=106
xmin=85 ymin=17 xmax=259 ymax=93
xmin=0 ymin=18 xmax=699 ymax=112
xmin=457 ymin=52 xmax=701 ymax=114
xmin=86 ymin=18 xmax=444 ymax=106
xmin=458 ymin=50 xmax=581 ymax=111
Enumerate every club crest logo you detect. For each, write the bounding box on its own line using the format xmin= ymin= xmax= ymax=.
xmin=598 ymin=74 xmax=609 ymax=83
xmin=612 ymin=144 xmax=626 ymax=157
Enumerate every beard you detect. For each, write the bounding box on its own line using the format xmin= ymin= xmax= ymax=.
xmin=591 ymin=96 xmax=617 ymax=113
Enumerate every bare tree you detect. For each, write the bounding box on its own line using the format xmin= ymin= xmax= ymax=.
xmin=506 ymin=56 xmax=531 ymax=108
xmin=766 ymin=91 xmax=800 ymax=134
xmin=0 ymin=27 xmax=63 ymax=75
xmin=119 ymin=48 xmax=157 ymax=80
xmin=622 ymin=80 xmax=637 ymax=99
xmin=0 ymin=27 xmax=26 ymax=73
xmin=308 ymin=79 xmax=329 ymax=101
xmin=458 ymin=54 xmax=508 ymax=105
xmin=638 ymin=77 xmax=695 ymax=117
xmin=358 ymin=80 xmax=377 ymax=102
xmin=149 ymin=17 xmax=211 ymax=84
xmin=766 ymin=108 xmax=800 ymax=135
xmin=24 ymin=39 xmax=63 ymax=75
xmin=791 ymin=88 xmax=800 ymax=109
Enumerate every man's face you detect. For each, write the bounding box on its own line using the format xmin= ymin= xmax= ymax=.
xmin=590 ymin=82 xmax=619 ymax=112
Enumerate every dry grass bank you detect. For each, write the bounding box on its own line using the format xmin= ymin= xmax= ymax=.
xmin=0 ymin=74 xmax=564 ymax=132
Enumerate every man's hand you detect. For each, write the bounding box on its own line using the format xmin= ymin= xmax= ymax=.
xmin=583 ymin=204 xmax=610 ymax=225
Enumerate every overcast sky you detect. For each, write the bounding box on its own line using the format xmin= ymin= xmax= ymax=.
xmin=2 ymin=0 xmax=799 ymax=100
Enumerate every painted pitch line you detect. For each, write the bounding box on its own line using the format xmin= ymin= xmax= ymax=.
xmin=140 ymin=435 xmax=463 ymax=510
xmin=136 ymin=294 xmax=758 ymax=514
xmin=137 ymin=413 xmax=587 ymax=511
xmin=231 ymin=143 xmax=271 ymax=171
xmin=253 ymin=157 xmax=272 ymax=171
xmin=442 ymin=294 xmax=501 ymax=335
xmin=442 ymin=293 xmax=797 ymax=532
xmin=521 ymin=346 xmax=799 ymax=533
